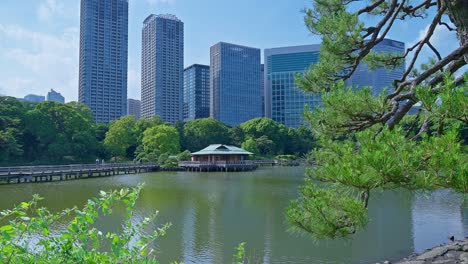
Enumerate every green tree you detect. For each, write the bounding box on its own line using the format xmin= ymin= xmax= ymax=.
xmin=254 ymin=135 xmax=275 ymax=156
xmin=229 ymin=126 xmax=245 ymax=146
xmin=0 ymin=129 xmax=23 ymax=161
xmin=240 ymin=118 xmax=288 ymax=154
xmin=22 ymin=107 xmax=56 ymax=161
xmin=141 ymin=124 xmax=180 ymax=162
xmin=241 ymin=137 xmax=259 ymax=155
xmin=95 ymin=123 xmax=109 ymax=142
xmin=161 ymin=156 xmax=179 ymax=168
xmin=135 ymin=115 xmax=165 ymax=143
xmin=174 ymin=120 xmax=186 ymax=150
xmin=94 ymin=123 xmax=110 ymax=160
xmin=104 ymin=116 xmax=139 ymax=158
xmin=285 ymin=126 xmax=315 ymax=156
xmin=23 ymin=101 xmax=97 ymax=162
xmin=67 ymin=101 xmax=95 ymax=124
xmin=0 ymin=97 xmax=25 ymax=162
xmin=183 ymin=118 xmax=231 ymax=151
xmin=132 ymin=116 xmax=166 ymax=160
xmin=287 ymin=0 xmax=468 ymax=239
xmin=176 ymin=150 xmax=192 ymax=161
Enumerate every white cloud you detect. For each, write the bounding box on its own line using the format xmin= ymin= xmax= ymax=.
xmin=0 ymin=26 xmax=79 ymax=75
xmin=0 ymin=24 xmax=79 ymax=101
xmin=407 ymin=22 xmax=459 ymax=67
xmin=0 ymin=24 xmax=142 ymax=103
xmin=0 ymin=78 xmax=35 ymax=98
xmin=38 ymin=0 xmax=65 ymax=21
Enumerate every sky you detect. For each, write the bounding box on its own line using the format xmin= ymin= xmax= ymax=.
xmin=0 ymin=0 xmax=460 ymax=102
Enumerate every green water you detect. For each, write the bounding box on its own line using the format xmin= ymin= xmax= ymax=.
xmin=0 ymin=167 xmax=466 ymax=263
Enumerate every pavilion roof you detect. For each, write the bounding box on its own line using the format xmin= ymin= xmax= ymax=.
xmin=191 ymin=144 xmax=253 ymax=156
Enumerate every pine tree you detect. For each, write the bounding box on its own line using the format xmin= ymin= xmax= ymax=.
xmin=287 ymin=0 xmax=468 ymax=238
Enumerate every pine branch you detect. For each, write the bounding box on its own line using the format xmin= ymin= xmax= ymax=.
xmin=398 ymin=5 xmax=446 ymax=86
xmin=439 ymin=21 xmax=456 ymax=31
xmin=427 ymin=41 xmax=442 ymax=61
xmin=357 ymin=0 xmax=386 ymax=15
xmin=339 ymin=0 xmax=400 ymax=80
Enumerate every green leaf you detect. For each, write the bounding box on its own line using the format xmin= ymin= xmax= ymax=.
xmin=42 ymin=227 xmax=50 ymax=236
xmin=0 ymin=225 xmax=14 ymax=232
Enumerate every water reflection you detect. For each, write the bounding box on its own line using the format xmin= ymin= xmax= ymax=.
xmin=0 ymin=167 xmax=465 ymax=263
xmin=412 ymin=190 xmax=465 ymax=252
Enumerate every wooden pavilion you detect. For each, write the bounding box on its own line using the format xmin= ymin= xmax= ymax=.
xmin=191 ymin=144 xmax=253 ymax=162
xmin=179 ymin=144 xmax=257 ymax=172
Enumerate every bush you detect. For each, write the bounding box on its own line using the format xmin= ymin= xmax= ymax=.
xmin=176 ymin=150 xmax=191 ymax=161
xmin=0 ymin=185 xmax=170 ymax=263
xmin=275 ymin=154 xmax=297 ymax=160
xmin=163 ymin=157 xmax=179 ymax=168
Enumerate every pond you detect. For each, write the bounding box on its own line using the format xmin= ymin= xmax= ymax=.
xmin=0 ymin=167 xmax=466 ymax=263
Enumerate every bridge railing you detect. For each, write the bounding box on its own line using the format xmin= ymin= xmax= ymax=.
xmin=0 ymin=163 xmax=157 ymax=175
xmin=252 ymin=160 xmax=277 ymax=165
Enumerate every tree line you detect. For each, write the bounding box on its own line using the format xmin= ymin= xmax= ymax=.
xmin=0 ymin=96 xmax=315 ymax=166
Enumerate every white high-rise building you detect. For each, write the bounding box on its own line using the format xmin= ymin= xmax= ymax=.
xmin=141 ymin=14 xmax=184 ymax=123
xmin=78 ymin=0 xmax=128 ymax=123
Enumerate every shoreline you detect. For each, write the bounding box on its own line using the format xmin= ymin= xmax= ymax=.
xmin=379 ymin=239 xmax=468 ymax=264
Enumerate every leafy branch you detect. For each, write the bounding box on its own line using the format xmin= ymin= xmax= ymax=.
xmin=0 ymin=185 xmax=172 ymax=263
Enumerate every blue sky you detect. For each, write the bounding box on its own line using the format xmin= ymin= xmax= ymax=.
xmin=0 ymin=0 xmax=459 ymax=102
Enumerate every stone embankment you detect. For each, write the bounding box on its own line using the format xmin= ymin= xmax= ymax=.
xmin=377 ymin=240 xmax=468 ymax=264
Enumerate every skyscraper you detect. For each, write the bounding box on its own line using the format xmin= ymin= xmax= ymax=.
xmin=46 ymin=89 xmax=65 ymax=103
xmin=183 ymin=64 xmax=210 ymax=122
xmin=141 ymin=14 xmax=184 ymax=123
xmin=210 ymin=42 xmax=262 ymax=126
xmin=78 ymin=0 xmax=128 ymax=123
xmin=261 ymin=64 xmax=265 ymax=117
xmin=345 ymin=39 xmax=405 ymax=96
xmin=127 ymin=98 xmax=141 ymax=119
xmin=264 ymin=44 xmax=322 ymax=128
xmin=23 ymin=94 xmax=45 ymax=103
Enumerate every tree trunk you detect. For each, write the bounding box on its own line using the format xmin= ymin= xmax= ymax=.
xmin=443 ymin=0 xmax=468 ymax=63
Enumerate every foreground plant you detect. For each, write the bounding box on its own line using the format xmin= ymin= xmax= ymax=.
xmin=0 ymin=185 xmax=170 ymax=263
xmin=232 ymin=242 xmax=246 ymax=264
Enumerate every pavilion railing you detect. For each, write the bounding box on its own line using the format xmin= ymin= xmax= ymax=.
xmin=178 ymin=161 xmax=257 ymax=167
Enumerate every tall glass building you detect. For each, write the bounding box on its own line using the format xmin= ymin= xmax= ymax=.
xmin=127 ymin=98 xmax=141 ymax=119
xmin=141 ymin=14 xmax=184 ymax=123
xmin=78 ymin=0 xmax=128 ymax=123
xmin=345 ymin=39 xmax=405 ymax=96
xmin=23 ymin=94 xmax=45 ymax=103
xmin=264 ymin=44 xmax=321 ymax=128
xmin=183 ymin=64 xmax=210 ymax=122
xmin=210 ymin=42 xmax=262 ymax=126
xmin=261 ymin=64 xmax=265 ymax=117
xmin=46 ymin=89 xmax=65 ymax=103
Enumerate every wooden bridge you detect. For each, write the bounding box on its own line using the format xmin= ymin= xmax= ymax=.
xmin=0 ymin=163 xmax=159 ymax=184
xmin=253 ymin=160 xmax=277 ymax=166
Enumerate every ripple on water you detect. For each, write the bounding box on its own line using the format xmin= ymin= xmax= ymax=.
xmin=0 ymin=167 xmax=466 ymax=264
